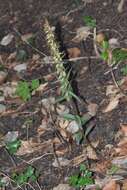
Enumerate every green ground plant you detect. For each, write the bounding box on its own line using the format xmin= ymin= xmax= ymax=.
xmin=12 ymin=166 xmax=39 ymax=186
xmin=6 ymin=139 xmax=21 ymax=155
xmin=83 ymin=15 xmax=96 ymax=28
xmin=16 ymin=79 xmax=40 ymax=101
xmin=69 ymin=164 xmax=94 ymax=188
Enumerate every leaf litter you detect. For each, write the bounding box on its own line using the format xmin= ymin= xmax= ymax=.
xmin=1 ymin=1 xmax=127 ymax=190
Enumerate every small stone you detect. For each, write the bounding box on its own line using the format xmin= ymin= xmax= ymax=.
xmin=14 ymin=63 xmax=27 ymax=72
xmin=67 ymin=120 xmax=79 ymax=134
xmin=0 ymin=34 xmax=14 ymax=46
xmin=4 ymin=131 xmax=19 ymax=143
xmin=109 ymin=38 xmax=119 ymax=49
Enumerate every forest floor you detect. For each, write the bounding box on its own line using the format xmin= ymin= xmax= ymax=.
xmin=0 ymin=0 xmax=127 ymax=189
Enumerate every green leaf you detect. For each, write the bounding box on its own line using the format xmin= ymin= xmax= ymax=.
xmin=80 ymin=164 xmax=86 ymax=172
xmin=12 ymin=166 xmax=39 ymax=185
xmin=16 ymin=81 xmax=31 ymax=101
xmin=16 ymin=174 xmax=27 ymax=185
xmin=0 ymin=178 xmax=7 ymax=187
xmin=112 ymin=48 xmax=127 ymax=64
xmin=73 ymin=131 xmax=83 ymax=145
xmin=121 ymin=65 xmax=127 ymax=75
xmin=25 ymin=166 xmax=34 ymax=178
xmin=6 ymin=139 xmax=21 ymax=154
xmin=68 ymin=175 xmax=78 ymax=187
xmin=31 ymin=79 xmax=40 ymax=91
xmin=102 ymin=40 xmax=109 ymax=50
xmin=62 ymin=113 xmax=76 ymax=121
xmin=77 ymin=176 xmax=93 ymax=186
xmin=68 ymin=91 xmax=81 ymax=103
xmin=27 ymin=35 xmax=36 ymax=46
xmin=101 ymin=51 xmax=109 ymax=61
xmin=83 ymin=16 xmax=96 ymax=28
xmin=30 ymin=174 xmax=37 ymax=182
xmin=16 ymin=49 xmax=28 ymax=62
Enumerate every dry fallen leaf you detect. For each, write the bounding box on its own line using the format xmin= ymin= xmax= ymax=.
xmin=67 ymin=47 xmax=81 ymax=58
xmin=88 ymin=102 xmax=98 ymax=116
xmin=115 ymin=138 xmax=127 ymax=156
xmin=86 ymin=145 xmax=98 ymax=160
xmin=53 ymin=184 xmax=71 ymax=190
xmin=52 ymin=157 xmax=70 ymax=167
xmin=122 ymin=179 xmax=127 ymax=190
xmin=103 ymin=180 xmax=118 ymax=190
xmin=94 ymin=160 xmax=111 ymax=173
xmin=103 ymin=94 xmax=122 ymax=113
xmin=0 ymin=71 xmax=7 ymax=84
xmin=117 ymin=0 xmax=125 ymax=13
xmin=96 ymin=33 xmax=105 ymax=44
xmin=0 ymin=34 xmax=14 ymax=46
xmin=120 ymin=124 xmax=127 ymax=137
xmin=70 ymin=153 xmax=87 ymax=166
xmin=72 ymin=26 xmax=90 ymax=42
xmin=21 ymin=33 xmax=33 ymax=41
xmin=16 ymin=140 xmax=51 ymax=155
xmin=106 ymin=85 xmax=119 ymax=97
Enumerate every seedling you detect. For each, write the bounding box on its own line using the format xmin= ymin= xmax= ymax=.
xmin=16 ymin=79 xmax=40 ymax=101
xmin=12 ymin=166 xmax=39 ymax=186
xmin=83 ymin=16 xmax=96 ymax=28
xmin=69 ymin=164 xmax=94 ymax=188
xmin=6 ymin=139 xmax=21 ymax=154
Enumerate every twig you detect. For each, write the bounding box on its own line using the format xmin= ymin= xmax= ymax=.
xmin=36 ymin=181 xmax=42 ymax=190
xmin=0 ymin=171 xmax=24 ymax=190
xmin=4 ymin=147 xmax=17 ymax=168
xmin=110 ymin=67 xmax=127 ymax=97
xmin=52 ymin=143 xmax=61 ymax=169
xmin=118 ymin=0 xmax=125 ymax=13
xmin=66 ymin=4 xmax=87 ymax=17
xmin=93 ymin=28 xmax=100 ymax=57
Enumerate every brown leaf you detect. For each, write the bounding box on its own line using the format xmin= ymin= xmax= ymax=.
xmin=94 ymin=160 xmax=111 ymax=173
xmin=67 ymin=47 xmax=81 ymax=58
xmin=70 ymin=153 xmax=87 ymax=166
xmin=21 ymin=33 xmax=33 ymax=41
xmin=86 ymin=145 xmax=98 ymax=160
xmin=16 ymin=139 xmax=52 ymax=155
xmin=72 ymin=26 xmax=90 ymax=42
xmin=103 ymin=94 xmax=122 ymax=113
xmin=88 ymin=103 xmax=98 ymax=116
xmin=103 ymin=180 xmax=118 ymax=190
xmin=96 ymin=33 xmax=105 ymax=44
xmin=122 ymin=179 xmax=127 ymax=190
xmin=120 ymin=124 xmax=127 ymax=136
xmin=115 ymin=138 xmax=127 ymax=155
